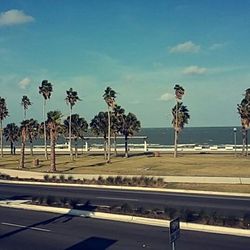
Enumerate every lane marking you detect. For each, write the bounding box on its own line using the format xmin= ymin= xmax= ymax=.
xmin=1 ymin=222 xmax=51 ymax=232
xmin=96 ymin=196 xmax=139 ymax=201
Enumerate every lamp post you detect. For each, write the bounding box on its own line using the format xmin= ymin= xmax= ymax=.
xmin=233 ymin=128 xmax=237 ymax=157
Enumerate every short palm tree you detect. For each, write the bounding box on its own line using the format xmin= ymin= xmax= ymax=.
xmin=21 ymin=96 xmax=32 ymax=119
xmin=38 ymin=80 xmax=53 ymax=160
xmin=172 ymin=84 xmax=189 ymax=158
xmin=103 ymin=87 xmax=116 ymax=163
xmin=172 ymin=102 xmax=190 ymax=157
xmin=46 ymin=111 xmax=63 ymax=172
xmin=121 ymin=112 xmax=141 ymax=158
xmin=27 ymin=119 xmax=39 ymax=156
xmin=3 ymin=123 xmax=19 ymax=155
xmin=64 ymin=114 xmax=88 ymax=158
xmin=65 ymin=88 xmax=81 ymax=160
xmin=112 ymin=105 xmax=125 ymax=156
xmin=90 ymin=112 xmax=108 ymax=160
xmin=19 ymin=120 xmax=30 ymax=168
xmin=0 ymin=97 xmax=9 ymax=157
xmin=237 ymin=88 xmax=250 ymax=156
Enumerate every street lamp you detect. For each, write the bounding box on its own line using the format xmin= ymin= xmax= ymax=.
xmin=233 ymin=128 xmax=237 ymax=157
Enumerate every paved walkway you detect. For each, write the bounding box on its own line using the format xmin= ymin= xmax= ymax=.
xmin=1 ymin=168 xmax=250 ymax=184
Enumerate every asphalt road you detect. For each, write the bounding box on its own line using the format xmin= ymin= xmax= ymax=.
xmin=0 ymin=183 xmax=250 ymax=216
xmin=0 ymin=207 xmax=249 ymax=250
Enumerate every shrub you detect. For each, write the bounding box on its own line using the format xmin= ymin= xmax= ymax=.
xmin=69 ymin=198 xmax=80 ymax=209
xmin=226 ymin=216 xmax=239 ymax=227
xmin=38 ymin=196 xmax=44 ymax=204
xmin=45 ymin=195 xmax=56 ymax=206
xmin=59 ymin=197 xmax=68 ymax=207
xmin=165 ymin=207 xmax=178 ymax=220
xmin=59 ymin=175 xmax=65 ymax=182
xmin=106 ymin=176 xmax=114 ymax=185
xmin=97 ymin=176 xmax=104 ymax=185
xmin=43 ymin=174 xmax=50 ymax=182
xmin=67 ymin=176 xmax=74 ymax=182
xmin=121 ymin=203 xmax=133 ymax=213
xmin=114 ymin=176 xmax=123 ymax=185
xmin=243 ymin=213 xmax=250 ymax=229
xmin=51 ymin=175 xmax=57 ymax=182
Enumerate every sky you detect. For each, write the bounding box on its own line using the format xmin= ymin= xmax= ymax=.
xmin=0 ymin=0 xmax=249 ymax=128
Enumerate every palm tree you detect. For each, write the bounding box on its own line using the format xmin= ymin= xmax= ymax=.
xmin=65 ymin=88 xmax=81 ymax=160
xmin=3 ymin=123 xmax=19 ymax=155
xmin=172 ymin=102 xmax=190 ymax=157
xmin=46 ymin=111 xmax=63 ymax=172
xmin=90 ymin=112 xmax=108 ymax=160
xmin=103 ymin=87 xmax=116 ymax=163
xmin=0 ymin=97 xmax=9 ymax=157
xmin=19 ymin=120 xmax=30 ymax=168
xmin=21 ymin=96 xmax=32 ymax=119
xmin=172 ymin=84 xmax=189 ymax=158
xmin=121 ymin=112 xmax=141 ymax=158
xmin=38 ymin=80 xmax=53 ymax=160
xmin=64 ymin=114 xmax=88 ymax=158
xmin=112 ymin=105 xmax=125 ymax=156
xmin=237 ymin=88 xmax=250 ymax=156
xmin=27 ymin=119 xmax=39 ymax=156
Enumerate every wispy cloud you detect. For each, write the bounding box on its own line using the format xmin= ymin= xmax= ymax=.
xmin=182 ymin=65 xmax=207 ymax=75
xmin=159 ymin=92 xmax=175 ymax=101
xmin=0 ymin=9 xmax=34 ymax=27
xmin=18 ymin=77 xmax=31 ymax=89
xmin=169 ymin=41 xmax=200 ymax=53
xmin=209 ymin=43 xmax=225 ymax=51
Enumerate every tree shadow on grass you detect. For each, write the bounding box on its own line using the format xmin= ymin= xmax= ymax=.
xmin=65 ymin=237 xmax=117 ymax=250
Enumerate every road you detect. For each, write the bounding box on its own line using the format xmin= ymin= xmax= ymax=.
xmin=0 ymin=183 xmax=249 ymax=216
xmin=0 ymin=207 xmax=249 ymax=250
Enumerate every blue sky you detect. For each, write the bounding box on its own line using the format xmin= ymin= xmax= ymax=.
xmin=0 ymin=0 xmax=249 ymax=127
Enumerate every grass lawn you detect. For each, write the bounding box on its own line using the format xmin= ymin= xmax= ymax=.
xmin=0 ymin=152 xmax=249 ymax=177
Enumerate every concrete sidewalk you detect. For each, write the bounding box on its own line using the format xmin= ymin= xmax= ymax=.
xmin=1 ymin=168 xmax=250 ymax=184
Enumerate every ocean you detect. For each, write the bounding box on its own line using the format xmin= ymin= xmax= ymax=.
xmin=3 ymin=127 xmax=244 ymax=147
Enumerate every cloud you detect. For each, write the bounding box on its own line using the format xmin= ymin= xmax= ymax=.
xmin=182 ymin=65 xmax=207 ymax=75
xmin=159 ymin=92 xmax=175 ymax=101
xmin=18 ymin=77 xmax=31 ymax=89
xmin=209 ymin=43 xmax=225 ymax=50
xmin=169 ymin=41 xmax=200 ymax=53
xmin=0 ymin=9 xmax=34 ymax=27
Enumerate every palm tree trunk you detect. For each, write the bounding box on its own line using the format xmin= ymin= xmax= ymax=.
xmin=43 ymin=99 xmax=48 ymax=160
xmin=50 ymin=129 xmax=56 ymax=172
xmin=10 ymin=141 xmax=13 ymax=155
xmin=104 ymin=138 xmax=107 ymax=160
xmin=107 ymin=106 xmax=111 ymax=163
xmin=114 ymin=133 xmax=117 ymax=156
xmin=69 ymin=106 xmax=73 ymax=160
xmin=30 ymin=141 xmax=33 ymax=156
xmin=125 ymin=134 xmax=128 ymax=158
xmin=174 ymin=100 xmax=178 ymax=158
xmin=24 ymin=109 xmax=26 ymax=120
xmin=174 ymin=130 xmax=178 ymax=158
xmin=75 ymin=139 xmax=78 ymax=158
xmin=242 ymin=127 xmax=246 ymax=156
xmin=0 ymin=120 xmax=3 ymax=157
xmin=246 ymin=129 xmax=248 ymax=157
xmin=19 ymin=129 xmax=25 ymax=168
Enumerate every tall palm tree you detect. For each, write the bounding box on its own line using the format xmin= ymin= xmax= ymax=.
xmin=103 ymin=87 xmax=116 ymax=163
xmin=172 ymin=84 xmax=188 ymax=158
xmin=64 ymin=114 xmax=88 ymax=158
xmin=112 ymin=105 xmax=125 ymax=156
xmin=90 ymin=112 xmax=108 ymax=160
xmin=3 ymin=123 xmax=19 ymax=155
xmin=27 ymin=119 xmax=39 ymax=156
xmin=237 ymin=88 xmax=250 ymax=156
xmin=121 ymin=112 xmax=141 ymax=158
xmin=65 ymin=88 xmax=81 ymax=160
xmin=46 ymin=111 xmax=63 ymax=172
xmin=19 ymin=120 xmax=30 ymax=168
xmin=172 ymin=102 xmax=190 ymax=157
xmin=0 ymin=97 xmax=9 ymax=157
xmin=38 ymin=80 xmax=53 ymax=160
xmin=21 ymin=96 xmax=32 ymax=119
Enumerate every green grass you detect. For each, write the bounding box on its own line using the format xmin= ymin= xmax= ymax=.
xmin=0 ymin=152 xmax=249 ymax=177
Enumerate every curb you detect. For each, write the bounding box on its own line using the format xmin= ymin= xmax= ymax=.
xmin=0 ymin=179 xmax=250 ymax=197
xmin=0 ymin=202 xmax=249 ymax=238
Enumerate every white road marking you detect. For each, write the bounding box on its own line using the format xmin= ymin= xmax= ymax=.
xmin=96 ymin=196 xmax=139 ymax=201
xmin=1 ymin=222 xmax=51 ymax=232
